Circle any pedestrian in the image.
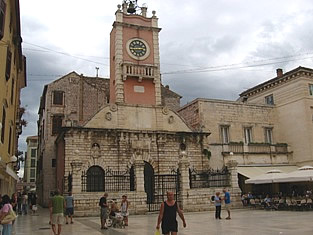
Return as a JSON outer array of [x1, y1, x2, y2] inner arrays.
[[223, 188, 231, 219], [21, 192, 28, 215], [0, 194, 15, 235], [214, 192, 222, 219], [10, 193, 17, 213], [65, 191, 74, 224], [49, 190, 65, 235], [99, 193, 108, 229], [120, 195, 129, 226], [30, 193, 38, 215], [156, 191, 186, 235], [17, 192, 22, 214]]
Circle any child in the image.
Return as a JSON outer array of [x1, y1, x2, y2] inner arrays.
[[120, 195, 129, 226]]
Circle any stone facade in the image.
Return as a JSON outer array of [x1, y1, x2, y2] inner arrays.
[[240, 67, 313, 166]]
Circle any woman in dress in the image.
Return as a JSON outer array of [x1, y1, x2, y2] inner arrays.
[[120, 195, 129, 226], [156, 191, 186, 235]]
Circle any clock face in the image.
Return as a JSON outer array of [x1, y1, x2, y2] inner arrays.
[[129, 40, 147, 57]]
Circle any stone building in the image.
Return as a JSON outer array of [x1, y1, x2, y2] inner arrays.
[[0, 0, 26, 195], [46, 2, 242, 215], [23, 136, 38, 189]]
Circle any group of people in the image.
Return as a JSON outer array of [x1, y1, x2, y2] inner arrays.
[[212, 189, 231, 220], [0, 191, 38, 235], [99, 193, 129, 229]]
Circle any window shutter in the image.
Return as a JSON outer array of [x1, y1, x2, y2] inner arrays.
[[5, 47, 12, 81], [0, 0, 6, 40]]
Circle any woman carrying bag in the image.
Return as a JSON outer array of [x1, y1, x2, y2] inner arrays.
[[0, 194, 17, 235]]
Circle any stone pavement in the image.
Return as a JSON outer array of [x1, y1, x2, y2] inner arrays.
[[8, 207, 313, 235]]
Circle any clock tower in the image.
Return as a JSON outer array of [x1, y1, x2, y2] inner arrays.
[[110, 1, 162, 106]]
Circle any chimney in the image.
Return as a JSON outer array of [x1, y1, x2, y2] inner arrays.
[[276, 68, 283, 78], [165, 85, 169, 89]]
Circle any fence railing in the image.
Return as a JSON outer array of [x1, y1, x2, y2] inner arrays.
[[189, 167, 230, 189], [81, 167, 135, 192]]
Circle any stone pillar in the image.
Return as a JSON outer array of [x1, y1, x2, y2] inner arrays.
[[133, 158, 148, 214], [178, 152, 190, 210], [70, 161, 83, 194], [226, 160, 242, 207]]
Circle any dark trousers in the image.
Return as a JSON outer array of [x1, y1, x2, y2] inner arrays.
[[215, 206, 221, 219]]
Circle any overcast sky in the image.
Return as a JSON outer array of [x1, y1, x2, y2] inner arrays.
[[18, 0, 313, 161]]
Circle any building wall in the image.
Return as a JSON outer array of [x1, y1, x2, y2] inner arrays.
[[0, 0, 26, 195], [37, 73, 109, 206], [244, 71, 313, 165]]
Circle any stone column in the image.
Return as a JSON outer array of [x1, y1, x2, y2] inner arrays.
[[133, 158, 148, 214], [178, 152, 190, 210], [70, 161, 83, 194], [226, 160, 242, 207]]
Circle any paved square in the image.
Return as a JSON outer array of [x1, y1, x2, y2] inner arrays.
[[11, 208, 313, 235]]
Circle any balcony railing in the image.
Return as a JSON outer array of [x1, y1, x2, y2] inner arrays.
[[223, 142, 288, 154], [122, 63, 156, 81]]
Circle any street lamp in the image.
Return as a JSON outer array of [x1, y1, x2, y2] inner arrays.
[[6, 155, 17, 166]]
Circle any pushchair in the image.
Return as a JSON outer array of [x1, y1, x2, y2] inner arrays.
[[108, 212, 124, 228]]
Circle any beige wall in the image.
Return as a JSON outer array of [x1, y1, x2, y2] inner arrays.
[[246, 74, 313, 165]]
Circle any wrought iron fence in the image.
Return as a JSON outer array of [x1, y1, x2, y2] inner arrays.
[[189, 167, 230, 189], [81, 167, 135, 192]]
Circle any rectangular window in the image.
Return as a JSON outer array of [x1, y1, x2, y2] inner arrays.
[[30, 169, 36, 178], [10, 79, 14, 104], [309, 84, 313, 96], [5, 48, 12, 81], [265, 128, 273, 144], [31, 148, 36, 158], [52, 115, 63, 135], [7, 126, 11, 154], [1, 106, 6, 143], [0, 0, 6, 40], [220, 125, 230, 144], [244, 127, 253, 144], [265, 94, 274, 105], [52, 159, 56, 167], [53, 91, 64, 105], [31, 159, 36, 167]]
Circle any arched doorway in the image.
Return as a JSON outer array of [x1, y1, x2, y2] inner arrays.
[[144, 162, 154, 204], [86, 166, 104, 192]]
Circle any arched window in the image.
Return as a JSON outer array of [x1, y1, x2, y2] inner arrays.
[[86, 166, 104, 192]]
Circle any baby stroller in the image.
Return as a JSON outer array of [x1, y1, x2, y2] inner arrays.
[[108, 212, 124, 228]]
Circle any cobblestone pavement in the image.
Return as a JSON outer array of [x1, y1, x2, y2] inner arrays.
[[7, 207, 313, 235]]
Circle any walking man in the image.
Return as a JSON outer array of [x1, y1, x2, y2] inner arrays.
[[99, 193, 108, 229], [156, 191, 186, 235], [223, 188, 231, 219], [65, 191, 74, 224], [49, 190, 65, 235]]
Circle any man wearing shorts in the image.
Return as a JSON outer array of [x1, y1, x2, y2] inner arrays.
[[99, 193, 108, 229], [65, 191, 74, 224], [223, 188, 231, 219], [49, 190, 65, 235]]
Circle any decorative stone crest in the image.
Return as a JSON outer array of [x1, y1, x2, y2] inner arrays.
[[110, 104, 118, 112], [162, 106, 169, 115]]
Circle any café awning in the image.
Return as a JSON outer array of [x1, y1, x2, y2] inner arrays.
[[245, 169, 289, 184], [274, 166, 313, 183], [238, 165, 298, 179]]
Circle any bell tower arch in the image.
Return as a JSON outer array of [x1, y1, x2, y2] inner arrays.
[[109, 1, 162, 106]]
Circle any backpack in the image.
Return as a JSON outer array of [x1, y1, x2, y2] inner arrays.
[[211, 195, 215, 202]]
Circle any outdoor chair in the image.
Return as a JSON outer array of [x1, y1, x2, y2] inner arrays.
[[286, 198, 295, 210], [254, 198, 262, 209], [306, 198, 313, 210], [278, 198, 286, 210], [249, 199, 256, 208], [300, 199, 307, 211]]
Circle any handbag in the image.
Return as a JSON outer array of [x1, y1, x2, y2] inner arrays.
[[1, 207, 17, 224]]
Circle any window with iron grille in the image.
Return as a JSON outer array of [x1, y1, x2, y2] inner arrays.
[[52, 115, 63, 135], [53, 91, 64, 105], [5, 48, 12, 81], [0, 0, 6, 40]]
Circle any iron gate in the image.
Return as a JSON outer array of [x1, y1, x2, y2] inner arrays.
[[145, 170, 181, 212]]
